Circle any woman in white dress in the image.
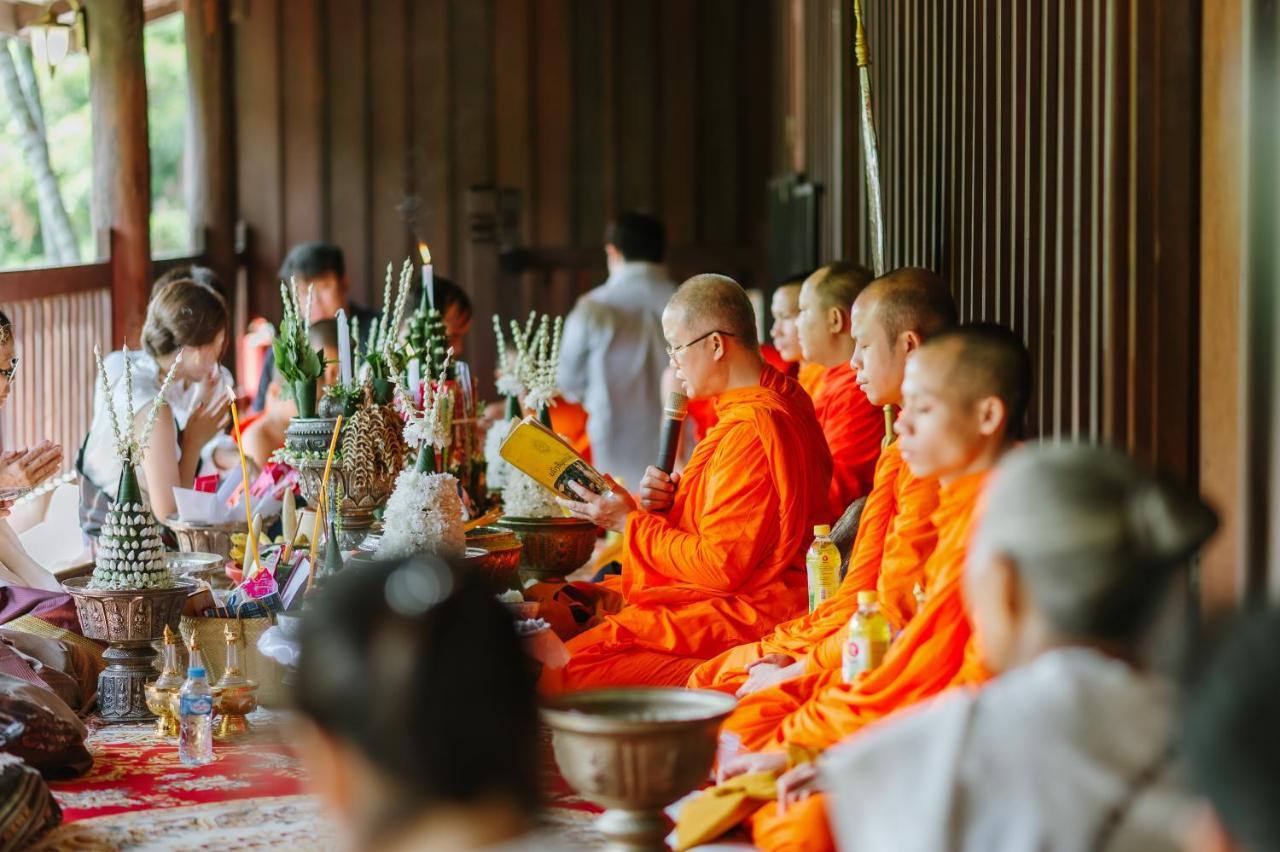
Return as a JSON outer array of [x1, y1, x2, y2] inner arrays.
[[78, 273, 238, 537], [812, 444, 1218, 851]]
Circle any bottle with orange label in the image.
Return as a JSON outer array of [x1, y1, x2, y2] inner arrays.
[[842, 590, 891, 683], [805, 524, 840, 612]]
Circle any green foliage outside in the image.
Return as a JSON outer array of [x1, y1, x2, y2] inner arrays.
[[0, 12, 191, 271]]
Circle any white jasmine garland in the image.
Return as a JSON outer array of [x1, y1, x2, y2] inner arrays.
[[502, 469, 562, 518], [377, 469, 466, 560], [483, 417, 518, 491]]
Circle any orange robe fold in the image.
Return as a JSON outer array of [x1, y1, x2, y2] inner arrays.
[[797, 362, 827, 399], [749, 795, 836, 852], [725, 471, 989, 754], [542, 366, 832, 693], [811, 362, 883, 518], [686, 444, 939, 694]]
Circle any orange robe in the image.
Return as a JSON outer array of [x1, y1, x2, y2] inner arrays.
[[811, 362, 884, 518], [542, 366, 833, 692], [686, 443, 939, 694], [797, 362, 827, 398], [723, 471, 989, 755]]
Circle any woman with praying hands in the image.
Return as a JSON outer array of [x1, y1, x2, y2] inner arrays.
[[78, 272, 239, 537]]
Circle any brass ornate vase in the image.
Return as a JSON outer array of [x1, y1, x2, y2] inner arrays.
[[64, 577, 193, 723], [497, 516, 598, 582], [542, 688, 737, 851]]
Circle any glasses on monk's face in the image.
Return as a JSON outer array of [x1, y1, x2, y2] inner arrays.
[[0, 357, 20, 383], [665, 330, 735, 359]]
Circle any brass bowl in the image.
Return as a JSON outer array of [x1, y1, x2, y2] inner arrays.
[[465, 526, 524, 587], [164, 516, 248, 564], [165, 551, 225, 584], [496, 517, 598, 583], [542, 688, 737, 851], [63, 576, 194, 645], [144, 683, 179, 737]]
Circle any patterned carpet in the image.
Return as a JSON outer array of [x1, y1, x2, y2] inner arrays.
[[30, 711, 607, 850]]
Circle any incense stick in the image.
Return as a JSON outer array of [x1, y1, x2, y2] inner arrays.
[[227, 394, 265, 580]]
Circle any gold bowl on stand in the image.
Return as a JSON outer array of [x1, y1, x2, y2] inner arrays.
[[496, 517, 598, 583], [542, 688, 737, 851]]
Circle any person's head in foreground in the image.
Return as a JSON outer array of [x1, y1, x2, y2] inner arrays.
[[1183, 611, 1280, 852], [894, 322, 1029, 481], [663, 274, 762, 399], [281, 242, 350, 321], [967, 443, 1217, 675], [293, 556, 540, 851], [850, 267, 957, 409], [769, 273, 810, 364], [604, 210, 665, 272], [142, 276, 230, 384], [795, 262, 874, 368]]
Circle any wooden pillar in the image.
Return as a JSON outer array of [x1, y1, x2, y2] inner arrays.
[[89, 0, 151, 347], [464, 187, 500, 400], [184, 0, 236, 293]]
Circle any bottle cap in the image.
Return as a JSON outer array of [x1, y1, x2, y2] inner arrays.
[[857, 590, 877, 605], [813, 524, 831, 536], [187, 667, 206, 679]]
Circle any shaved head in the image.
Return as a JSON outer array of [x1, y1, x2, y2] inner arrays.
[[861, 267, 957, 342], [671, 274, 759, 349], [922, 323, 1033, 440], [809, 261, 874, 311]]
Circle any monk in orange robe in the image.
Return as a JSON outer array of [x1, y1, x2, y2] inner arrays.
[[686, 268, 957, 697], [541, 274, 833, 692], [723, 323, 1033, 852], [795, 262, 881, 514]]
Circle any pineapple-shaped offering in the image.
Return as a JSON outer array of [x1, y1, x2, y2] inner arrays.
[[406, 279, 456, 382], [89, 346, 183, 591]]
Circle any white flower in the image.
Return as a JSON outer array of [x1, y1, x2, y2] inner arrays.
[[495, 373, 525, 400], [502, 470, 561, 519], [483, 417, 517, 491], [377, 470, 467, 560]]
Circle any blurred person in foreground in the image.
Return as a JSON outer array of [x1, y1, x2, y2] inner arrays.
[[1183, 610, 1280, 852], [293, 555, 566, 851]]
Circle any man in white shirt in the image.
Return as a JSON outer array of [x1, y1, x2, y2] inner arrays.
[[557, 212, 677, 490]]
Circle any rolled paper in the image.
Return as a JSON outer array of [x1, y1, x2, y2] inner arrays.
[[227, 394, 264, 579], [336, 308, 352, 384], [307, 414, 344, 593]]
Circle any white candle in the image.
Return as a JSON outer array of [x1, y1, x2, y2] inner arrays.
[[408, 359, 422, 406], [422, 264, 434, 310], [336, 308, 352, 384]]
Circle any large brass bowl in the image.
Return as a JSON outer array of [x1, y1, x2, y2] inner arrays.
[[496, 516, 598, 582], [465, 526, 523, 588], [164, 516, 248, 564], [542, 687, 737, 851]]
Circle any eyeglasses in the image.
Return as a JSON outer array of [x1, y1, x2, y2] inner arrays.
[[665, 330, 735, 358], [0, 357, 20, 382]]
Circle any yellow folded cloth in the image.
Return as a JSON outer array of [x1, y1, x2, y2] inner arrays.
[[674, 771, 778, 851]]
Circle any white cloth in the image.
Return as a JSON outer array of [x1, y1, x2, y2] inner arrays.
[[556, 261, 676, 490], [822, 648, 1194, 852], [0, 519, 58, 591], [82, 349, 236, 503]]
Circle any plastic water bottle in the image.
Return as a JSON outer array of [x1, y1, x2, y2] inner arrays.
[[178, 666, 215, 766], [842, 591, 891, 683], [805, 524, 840, 612]]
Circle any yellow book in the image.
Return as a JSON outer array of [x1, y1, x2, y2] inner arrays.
[[498, 416, 610, 500]]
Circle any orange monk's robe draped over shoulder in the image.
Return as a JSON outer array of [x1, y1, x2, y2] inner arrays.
[[811, 362, 886, 520], [722, 470, 989, 754], [797, 362, 827, 399], [686, 444, 940, 694], [542, 366, 833, 693]]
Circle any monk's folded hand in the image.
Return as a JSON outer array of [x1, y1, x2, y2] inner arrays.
[[556, 480, 637, 533], [737, 658, 807, 697], [0, 498, 15, 519], [717, 750, 787, 784], [637, 466, 680, 512], [776, 762, 821, 814]]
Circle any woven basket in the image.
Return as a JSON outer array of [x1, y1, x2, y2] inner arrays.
[[178, 614, 288, 707]]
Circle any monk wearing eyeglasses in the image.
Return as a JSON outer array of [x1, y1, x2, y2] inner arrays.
[[541, 274, 832, 693]]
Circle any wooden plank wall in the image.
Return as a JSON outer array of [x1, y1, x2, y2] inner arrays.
[[0, 289, 112, 466], [229, 0, 775, 391], [790, 0, 1200, 479]]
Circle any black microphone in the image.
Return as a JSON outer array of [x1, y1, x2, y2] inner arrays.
[[656, 391, 689, 474]]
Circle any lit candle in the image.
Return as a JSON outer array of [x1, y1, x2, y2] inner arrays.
[[418, 242, 434, 310], [408, 359, 422, 407], [336, 308, 352, 384]]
